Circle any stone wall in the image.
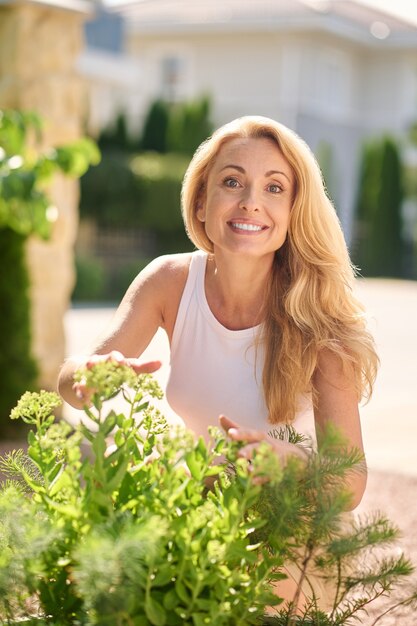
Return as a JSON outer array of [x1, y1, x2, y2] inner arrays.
[[0, 0, 90, 390]]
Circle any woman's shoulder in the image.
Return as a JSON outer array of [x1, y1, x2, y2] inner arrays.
[[142, 252, 194, 285], [129, 252, 194, 309], [142, 252, 196, 336]]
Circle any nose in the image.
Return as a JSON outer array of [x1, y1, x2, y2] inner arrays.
[[239, 186, 259, 212]]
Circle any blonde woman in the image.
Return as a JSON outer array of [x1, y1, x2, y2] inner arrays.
[[58, 116, 378, 609]]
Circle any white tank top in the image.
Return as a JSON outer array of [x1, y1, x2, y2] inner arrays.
[[165, 251, 315, 441]]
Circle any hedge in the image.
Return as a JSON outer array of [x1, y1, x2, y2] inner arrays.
[[353, 136, 404, 277], [0, 228, 37, 435], [79, 150, 193, 255]]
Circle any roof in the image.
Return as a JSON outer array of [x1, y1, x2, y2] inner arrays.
[[103, 0, 417, 48]]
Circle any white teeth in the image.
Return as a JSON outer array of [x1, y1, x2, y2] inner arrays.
[[230, 222, 263, 232]]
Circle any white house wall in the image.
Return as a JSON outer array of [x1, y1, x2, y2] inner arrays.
[[359, 52, 417, 133], [129, 32, 285, 125], [77, 47, 143, 136]]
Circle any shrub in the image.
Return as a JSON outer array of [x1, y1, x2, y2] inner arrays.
[[141, 99, 171, 153], [0, 229, 37, 437], [98, 111, 131, 152], [72, 255, 106, 302], [167, 95, 213, 156], [353, 136, 404, 277], [72, 256, 153, 303], [140, 95, 213, 157], [79, 150, 192, 257], [0, 364, 416, 625], [130, 151, 192, 254], [79, 150, 140, 227], [0, 109, 100, 431]]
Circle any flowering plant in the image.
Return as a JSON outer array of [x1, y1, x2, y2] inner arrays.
[[0, 363, 415, 625]]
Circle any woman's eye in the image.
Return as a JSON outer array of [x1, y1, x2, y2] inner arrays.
[[268, 183, 282, 194], [224, 177, 240, 188]]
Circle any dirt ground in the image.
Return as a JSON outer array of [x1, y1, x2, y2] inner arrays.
[[355, 469, 417, 625]]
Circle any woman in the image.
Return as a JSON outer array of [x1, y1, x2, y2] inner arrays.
[[58, 115, 378, 609]]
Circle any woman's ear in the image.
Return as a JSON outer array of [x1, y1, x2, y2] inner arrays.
[[196, 200, 205, 222]]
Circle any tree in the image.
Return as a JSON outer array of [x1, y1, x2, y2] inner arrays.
[[353, 136, 404, 277], [167, 95, 213, 155], [140, 99, 170, 153]]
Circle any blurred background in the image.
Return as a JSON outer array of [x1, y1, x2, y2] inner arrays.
[[0, 0, 416, 472]]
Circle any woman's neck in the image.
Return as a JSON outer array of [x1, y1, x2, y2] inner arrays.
[[204, 251, 273, 330]]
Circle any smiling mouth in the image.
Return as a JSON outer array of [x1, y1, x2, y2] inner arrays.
[[228, 221, 267, 232]]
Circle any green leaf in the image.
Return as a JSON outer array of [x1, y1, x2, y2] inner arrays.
[[43, 496, 81, 518], [106, 458, 130, 492], [102, 412, 117, 436], [185, 451, 203, 481], [48, 467, 73, 497], [90, 489, 112, 510], [80, 427, 94, 443], [192, 614, 210, 626], [92, 433, 107, 459], [153, 564, 175, 587], [145, 595, 167, 626], [54, 138, 101, 177], [163, 588, 179, 610], [28, 429, 36, 445], [133, 616, 151, 626], [144, 434, 156, 456], [175, 579, 190, 604]]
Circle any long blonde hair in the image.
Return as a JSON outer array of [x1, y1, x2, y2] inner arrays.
[[181, 116, 378, 423]]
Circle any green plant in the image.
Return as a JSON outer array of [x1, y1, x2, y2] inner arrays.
[[72, 255, 106, 302], [141, 99, 171, 153], [167, 95, 213, 156], [98, 111, 131, 152], [79, 150, 140, 227], [72, 256, 154, 303], [0, 228, 37, 437], [353, 136, 404, 277], [0, 364, 415, 625], [130, 151, 192, 254], [79, 150, 192, 259], [0, 109, 100, 431]]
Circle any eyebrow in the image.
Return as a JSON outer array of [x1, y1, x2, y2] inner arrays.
[[220, 164, 292, 182]]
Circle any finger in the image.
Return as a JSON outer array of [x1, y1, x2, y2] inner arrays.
[[85, 354, 105, 368], [219, 415, 240, 433], [127, 359, 162, 374], [107, 350, 125, 363], [86, 351, 126, 368], [227, 427, 266, 443], [72, 380, 93, 402]]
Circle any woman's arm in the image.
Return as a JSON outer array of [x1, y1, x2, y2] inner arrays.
[[313, 348, 367, 510], [58, 254, 190, 409], [220, 349, 366, 510]]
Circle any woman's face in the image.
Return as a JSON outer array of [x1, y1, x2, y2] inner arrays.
[[197, 136, 294, 261]]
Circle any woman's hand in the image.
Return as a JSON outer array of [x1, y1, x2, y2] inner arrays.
[[219, 415, 309, 468], [72, 350, 161, 405]]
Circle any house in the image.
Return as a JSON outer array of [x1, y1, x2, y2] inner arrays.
[[77, 4, 142, 136], [82, 0, 417, 242]]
